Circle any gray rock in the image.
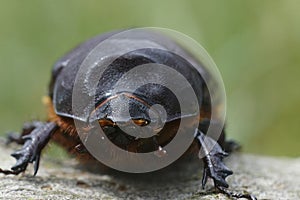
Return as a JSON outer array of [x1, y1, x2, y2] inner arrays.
[[0, 144, 299, 200]]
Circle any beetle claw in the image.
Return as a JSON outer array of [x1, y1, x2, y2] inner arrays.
[[10, 139, 39, 174], [11, 151, 23, 159], [33, 153, 41, 176]]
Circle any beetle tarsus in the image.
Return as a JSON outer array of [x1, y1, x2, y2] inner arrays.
[[216, 186, 257, 200], [0, 168, 21, 175], [1, 122, 58, 176]]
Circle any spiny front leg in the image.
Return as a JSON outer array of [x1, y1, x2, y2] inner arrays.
[[0, 122, 58, 176], [196, 130, 232, 188], [195, 130, 256, 200]]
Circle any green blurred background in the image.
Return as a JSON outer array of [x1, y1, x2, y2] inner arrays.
[[0, 1, 299, 157]]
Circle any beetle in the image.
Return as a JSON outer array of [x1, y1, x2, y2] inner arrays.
[[0, 29, 255, 200]]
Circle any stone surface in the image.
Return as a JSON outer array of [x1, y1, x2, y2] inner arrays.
[[0, 142, 299, 200]]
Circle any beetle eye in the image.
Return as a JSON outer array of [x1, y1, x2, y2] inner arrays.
[[98, 119, 116, 127], [133, 119, 149, 126]]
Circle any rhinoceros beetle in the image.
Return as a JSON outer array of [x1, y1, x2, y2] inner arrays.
[[0, 29, 256, 200]]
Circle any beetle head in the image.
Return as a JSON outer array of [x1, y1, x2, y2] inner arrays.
[[88, 92, 166, 139]]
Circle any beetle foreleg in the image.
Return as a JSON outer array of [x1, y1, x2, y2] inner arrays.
[[195, 130, 256, 200], [195, 130, 232, 188], [0, 122, 58, 176]]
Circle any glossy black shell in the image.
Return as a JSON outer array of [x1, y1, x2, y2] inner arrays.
[[49, 30, 212, 123]]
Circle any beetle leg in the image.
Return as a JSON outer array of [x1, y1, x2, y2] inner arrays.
[[195, 130, 256, 200], [6, 121, 44, 145], [195, 130, 232, 188], [0, 122, 58, 176]]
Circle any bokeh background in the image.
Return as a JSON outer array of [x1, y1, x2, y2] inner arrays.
[[0, 1, 299, 157]]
